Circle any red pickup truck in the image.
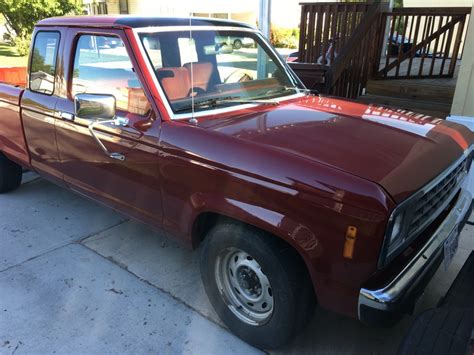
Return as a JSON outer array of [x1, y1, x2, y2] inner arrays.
[[0, 16, 473, 349]]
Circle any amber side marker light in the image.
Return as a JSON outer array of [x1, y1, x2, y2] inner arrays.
[[343, 226, 357, 259]]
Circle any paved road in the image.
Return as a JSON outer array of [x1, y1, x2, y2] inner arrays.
[[1, 173, 473, 354]]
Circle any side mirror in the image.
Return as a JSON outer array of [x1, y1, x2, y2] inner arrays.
[[75, 94, 128, 162], [219, 44, 234, 54], [74, 93, 116, 120], [204, 44, 234, 55]]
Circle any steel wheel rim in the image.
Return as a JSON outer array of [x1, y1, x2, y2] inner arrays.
[[215, 248, 274, 326]]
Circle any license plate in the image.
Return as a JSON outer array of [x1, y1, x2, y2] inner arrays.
[[443, 226, 460, 271]]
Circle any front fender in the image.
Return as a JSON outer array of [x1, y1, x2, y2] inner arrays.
[[184, 192, 329, 302], [190, 193, 322, 258]]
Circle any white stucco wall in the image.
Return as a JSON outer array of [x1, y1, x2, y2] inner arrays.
[[404, 0, 473, 6], [451, 4, 474, 119]]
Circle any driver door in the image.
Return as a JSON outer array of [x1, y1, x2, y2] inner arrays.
[[54, 29, 163, 225]]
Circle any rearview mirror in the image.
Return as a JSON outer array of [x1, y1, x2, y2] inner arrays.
[[74, 94, 116, 120]]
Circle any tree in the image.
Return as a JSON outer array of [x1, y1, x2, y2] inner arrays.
[[0, 0, 82, 54], [394, 0, 404, 8]]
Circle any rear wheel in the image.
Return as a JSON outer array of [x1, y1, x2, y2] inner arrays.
[[200, 222, 315, 349], [0, 153, 22, 193]]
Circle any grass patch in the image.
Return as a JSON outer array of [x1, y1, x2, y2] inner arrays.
[[0, 43, 28, 67]]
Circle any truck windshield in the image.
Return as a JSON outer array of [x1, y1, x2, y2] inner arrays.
[[138, 28, 303, 116]]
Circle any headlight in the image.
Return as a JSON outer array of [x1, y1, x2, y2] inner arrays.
[[380, 211, 407, 266], [389, 213, 404, 245]]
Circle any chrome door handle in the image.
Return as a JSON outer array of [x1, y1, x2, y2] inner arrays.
[[88, 117, 129, 162], [60, 112, 74, 121]]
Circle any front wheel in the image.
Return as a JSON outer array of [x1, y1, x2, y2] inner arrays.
[[200, 222, 315, 349], [0, 153, 22, 193]]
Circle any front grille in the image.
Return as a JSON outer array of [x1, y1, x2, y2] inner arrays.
[[408, 157, 468, 237]]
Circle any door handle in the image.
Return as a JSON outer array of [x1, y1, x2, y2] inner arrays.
[[59, 112, 75, 121], [88, 117, 130, 162]]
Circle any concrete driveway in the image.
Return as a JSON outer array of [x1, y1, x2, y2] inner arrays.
[[1, 173, 473, 354]]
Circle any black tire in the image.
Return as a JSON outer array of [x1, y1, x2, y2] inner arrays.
[[200, 222, 315, 349], [233, 39, 243, 50], [0, 152, 22, 193], [398, 308, 474, 355]]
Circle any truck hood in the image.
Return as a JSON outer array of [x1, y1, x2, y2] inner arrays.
[[197, 95, 473, 203]]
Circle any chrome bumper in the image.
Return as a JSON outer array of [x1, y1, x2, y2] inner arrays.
[[358, 188, 473, 324]]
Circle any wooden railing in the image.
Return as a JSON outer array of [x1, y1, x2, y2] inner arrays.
[[325, 2, 386, 98], [297, 2, 372, 65], [375, 7, 471, 79], [292, 1, 386, 98], [292, 3, 471, 99]]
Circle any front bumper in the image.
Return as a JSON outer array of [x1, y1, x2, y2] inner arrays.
[[358, 188, 473, 326]]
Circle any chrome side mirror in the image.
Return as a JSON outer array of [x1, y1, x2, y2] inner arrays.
[[74, 93, 116, 120], [74, 93, 129, 161]]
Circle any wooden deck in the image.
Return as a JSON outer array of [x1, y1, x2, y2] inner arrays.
[[357, 56, 461, 118], [379, 56, 461, 85], [295, 3, 470, 104]]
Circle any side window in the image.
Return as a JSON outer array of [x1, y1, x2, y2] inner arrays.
[[30, 31, 60, 95], [71, 34, 151, 116]]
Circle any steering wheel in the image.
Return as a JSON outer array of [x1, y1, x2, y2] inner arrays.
[[224, 69, 254, 84], [188, 87, 207, 97]]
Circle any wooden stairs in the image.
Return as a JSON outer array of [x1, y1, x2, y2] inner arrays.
[[358, 79, 455, 118]]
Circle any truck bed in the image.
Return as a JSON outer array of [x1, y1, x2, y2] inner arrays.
[[0, 67, 27, 88], [0, 82, 30, 167]]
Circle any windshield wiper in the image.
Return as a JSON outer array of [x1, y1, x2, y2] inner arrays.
[[258, 86, 315, 99], [174, 96, 279, 113], [282, 86, 315, 95]]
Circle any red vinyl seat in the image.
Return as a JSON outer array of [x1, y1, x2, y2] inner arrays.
[[183, 62, 213, 91], [156, 67, 191, 100]]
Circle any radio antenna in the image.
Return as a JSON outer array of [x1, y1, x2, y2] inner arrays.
[[188, 14, 198, 125]]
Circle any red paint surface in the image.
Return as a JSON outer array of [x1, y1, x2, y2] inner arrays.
[[0, 19, 473, 318]]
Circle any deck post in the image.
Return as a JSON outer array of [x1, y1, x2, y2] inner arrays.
[[258, 0, 271, 39], [257, 0, 272, 79], [380, 0, 394, 65]]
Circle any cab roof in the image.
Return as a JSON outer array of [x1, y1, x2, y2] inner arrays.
[[37, 16, 255, 30]]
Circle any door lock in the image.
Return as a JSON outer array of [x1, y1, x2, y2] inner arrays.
[[60, 112, 75, 121]]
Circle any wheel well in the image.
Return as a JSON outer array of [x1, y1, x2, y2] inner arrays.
[[191, 212, 315, 299], [191, 212, 225, 249]]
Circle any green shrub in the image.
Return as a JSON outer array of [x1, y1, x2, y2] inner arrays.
[[0, 0, 82, 56], [14, 34, 31, 56], [270, 27, 299, 49]]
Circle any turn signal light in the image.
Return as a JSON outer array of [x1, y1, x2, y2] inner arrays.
[[343, 226, 357, 259]]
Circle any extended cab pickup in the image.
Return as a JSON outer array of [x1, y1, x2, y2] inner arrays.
[[0, 16, 473, 349]]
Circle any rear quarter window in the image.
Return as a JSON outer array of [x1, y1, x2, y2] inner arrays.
[[29, 31, 60, 95]]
